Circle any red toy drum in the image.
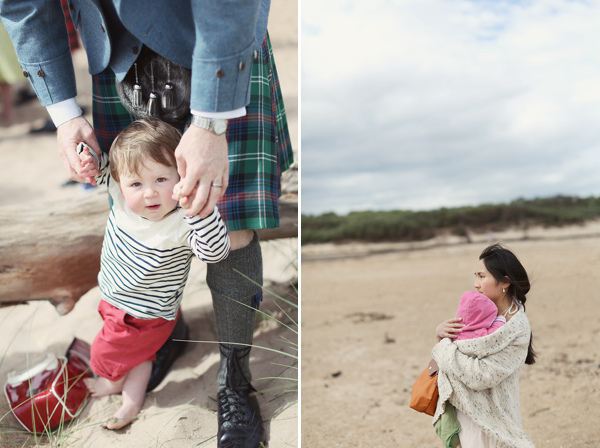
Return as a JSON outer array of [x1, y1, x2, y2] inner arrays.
[[3, 339, 93, 433]]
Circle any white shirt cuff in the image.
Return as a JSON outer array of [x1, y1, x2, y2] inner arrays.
[[46, 98, 83, 127], [190, 107, 246, 119]]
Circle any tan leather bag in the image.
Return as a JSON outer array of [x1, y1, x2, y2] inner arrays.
[[409, 359, 439, 416]]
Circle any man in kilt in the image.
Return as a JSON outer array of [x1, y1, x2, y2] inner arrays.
[[0, 1, 293, 446]]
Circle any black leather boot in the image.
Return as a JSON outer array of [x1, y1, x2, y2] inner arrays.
[[146, 313, 189, 392], [217, 345, 265, 447]]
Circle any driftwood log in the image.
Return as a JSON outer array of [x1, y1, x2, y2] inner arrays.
[[0, 191, 297, 315]]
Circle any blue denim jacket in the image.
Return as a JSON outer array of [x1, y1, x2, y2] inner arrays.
[[0, 0, 270, 112]]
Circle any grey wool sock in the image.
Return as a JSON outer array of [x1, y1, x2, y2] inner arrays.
[[207, 231, 263, 388]]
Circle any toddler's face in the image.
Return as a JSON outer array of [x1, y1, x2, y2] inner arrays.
[[118, 158, 180, 220]]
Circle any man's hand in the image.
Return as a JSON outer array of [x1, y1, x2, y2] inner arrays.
[[436, 317, 464, 342], [56, 116, 102, 185], [172, 125, 229, 218]]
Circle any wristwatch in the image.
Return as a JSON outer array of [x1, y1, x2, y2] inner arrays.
[[191, 115, 228, 135]]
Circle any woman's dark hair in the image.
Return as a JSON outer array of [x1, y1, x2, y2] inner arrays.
[[479, 243, 536, 365]]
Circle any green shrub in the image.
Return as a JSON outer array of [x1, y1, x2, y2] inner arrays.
[[301, 195, 600, 244]]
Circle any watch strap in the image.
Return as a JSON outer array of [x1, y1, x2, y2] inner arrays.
[[190, 115, 228, 135]]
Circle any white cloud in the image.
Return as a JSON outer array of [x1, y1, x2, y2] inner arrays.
[[301, 0, 600, 214]]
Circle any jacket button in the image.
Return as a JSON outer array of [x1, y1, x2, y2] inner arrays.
[[37, 70, 45, 77], [216, 69, 225, 78], [69, 2, 74, 10], [132, 46, 139, 54], [23, 71, 29, 78], [239, 62, 245, 71]]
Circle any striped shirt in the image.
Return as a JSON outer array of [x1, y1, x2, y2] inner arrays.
[[84, 147, 230, 320]]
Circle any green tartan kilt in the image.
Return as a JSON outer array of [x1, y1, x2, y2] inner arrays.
[[92, 34, 293, 231]]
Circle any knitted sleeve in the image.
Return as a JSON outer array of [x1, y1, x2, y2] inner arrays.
[[432, 328, 529, 391]]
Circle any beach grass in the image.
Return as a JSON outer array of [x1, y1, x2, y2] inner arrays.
[[0, 302, 100, 447], [0, 237, 298, 447], [190, 264, 299, 446]]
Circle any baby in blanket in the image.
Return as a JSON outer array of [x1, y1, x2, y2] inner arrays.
[[435, 290, 506, 447]]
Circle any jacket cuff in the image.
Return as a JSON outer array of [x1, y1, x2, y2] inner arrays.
[[20, 48, 77, 107], [189, 42, 254, 112]]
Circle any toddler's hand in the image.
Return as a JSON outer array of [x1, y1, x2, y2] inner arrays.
[[172, 182, 184, 201], [77, 143, 99, 186], [172, 182, 191, 209], [79, 153, 95, 170], [436, 317, 464, 342]]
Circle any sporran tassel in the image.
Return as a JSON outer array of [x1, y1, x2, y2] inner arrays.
[[147, 62, 159, 117], [162, 61, 175, 110], [162, 83, 174, 110], [132, 63, 143, 108], [147, 92, 159, 117], [133, 85, 143, 109]]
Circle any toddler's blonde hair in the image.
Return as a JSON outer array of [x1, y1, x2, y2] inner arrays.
[[109, 118, 181, 183]]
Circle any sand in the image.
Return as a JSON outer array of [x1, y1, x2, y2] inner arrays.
[[301, 234, 600, 447], [0, 1, 298, 446]]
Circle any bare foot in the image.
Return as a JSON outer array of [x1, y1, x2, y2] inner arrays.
[[84, 377, 124, 397], [103, 401, 142, 430], [100, 361, 151, 431]]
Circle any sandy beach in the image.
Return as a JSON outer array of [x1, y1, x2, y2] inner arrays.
[[0, 1, 298, 446], [302, 233, 600, 447]]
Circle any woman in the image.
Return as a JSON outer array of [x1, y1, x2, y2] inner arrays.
[[433, 243, 536, 448]]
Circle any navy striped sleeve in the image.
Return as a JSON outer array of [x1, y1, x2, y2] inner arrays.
[[184, 207, 230, 263]]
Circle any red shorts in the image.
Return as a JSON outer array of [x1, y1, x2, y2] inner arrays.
[[90, 300, 178, 381]]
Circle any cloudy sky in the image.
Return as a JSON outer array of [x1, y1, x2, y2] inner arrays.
[[301, 0, 600, 215]]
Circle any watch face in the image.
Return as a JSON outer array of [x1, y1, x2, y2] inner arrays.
[[213, 119, 227, 135]]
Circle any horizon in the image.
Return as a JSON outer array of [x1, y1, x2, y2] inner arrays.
[[301, 192, 596, 217]]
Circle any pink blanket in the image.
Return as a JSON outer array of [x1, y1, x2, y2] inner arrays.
[[454, 290, 503, 341]]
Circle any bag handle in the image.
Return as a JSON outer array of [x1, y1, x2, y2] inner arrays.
[[6, 353, 60, 387], [428, 359, 439, 377]]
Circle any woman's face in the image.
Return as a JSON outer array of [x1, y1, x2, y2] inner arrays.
[[474, 259, 508, 305]]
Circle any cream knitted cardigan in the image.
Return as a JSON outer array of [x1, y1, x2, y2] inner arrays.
[[431, 308, 535, 448]]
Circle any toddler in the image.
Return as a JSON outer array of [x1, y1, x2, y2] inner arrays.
[[79, 119, 230, 430]]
